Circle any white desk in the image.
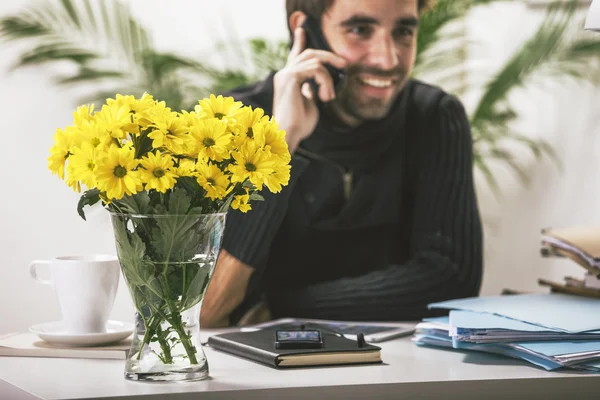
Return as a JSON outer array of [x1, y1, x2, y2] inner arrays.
[[1, 333, 599, 400]]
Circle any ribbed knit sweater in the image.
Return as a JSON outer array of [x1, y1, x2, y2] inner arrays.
[[221, 74, 483, 323]]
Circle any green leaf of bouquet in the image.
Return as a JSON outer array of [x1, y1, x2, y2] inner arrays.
[[114, 192, 153, 215], [112, 216, 162, 303], [217, 196, 234, 213], [149, 188, 203, 262], [180, 261, 211, 311], [249, 192, 264, 202], [166, 187, 192, 215], [77, 188, 101, 220], [131, 192, 152, 214]]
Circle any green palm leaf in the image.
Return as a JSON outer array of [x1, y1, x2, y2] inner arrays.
[[472, 1, 577, 127], [467, 0, 598, 190], [0, 0, 211, 110]]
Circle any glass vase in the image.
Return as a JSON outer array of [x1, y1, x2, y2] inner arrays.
[[109, 212, 226, 382]]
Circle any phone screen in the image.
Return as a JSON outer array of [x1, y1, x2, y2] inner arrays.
[[275, 330, 323, 349]]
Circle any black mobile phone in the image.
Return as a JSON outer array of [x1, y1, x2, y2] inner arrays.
[[299, 15, 346, 97], [275, 330, 323, 350]]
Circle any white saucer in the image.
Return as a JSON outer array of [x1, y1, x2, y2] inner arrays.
[[29, 320, 134, 347]]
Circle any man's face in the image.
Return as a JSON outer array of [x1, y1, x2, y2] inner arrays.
[[321, 0, 419, 123]]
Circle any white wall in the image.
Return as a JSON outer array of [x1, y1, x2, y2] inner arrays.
[[0, 0, 598, 332]]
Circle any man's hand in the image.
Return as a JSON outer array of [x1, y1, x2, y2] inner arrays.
[[200, 250, 254, 328], [272, 19, 348, 152]]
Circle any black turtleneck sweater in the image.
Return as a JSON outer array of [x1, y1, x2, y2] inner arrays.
[[221, 74, 483, 324]]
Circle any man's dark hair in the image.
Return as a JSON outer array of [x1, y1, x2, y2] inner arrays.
[[286, 0, 435, 38]]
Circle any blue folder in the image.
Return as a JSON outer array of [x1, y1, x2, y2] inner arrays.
[[449, 310, 600, 343], [429, 293, 600, 333], [414, 318, 600, 372]]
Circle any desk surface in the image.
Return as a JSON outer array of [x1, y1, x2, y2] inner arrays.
[[1, 331, 599, 400]]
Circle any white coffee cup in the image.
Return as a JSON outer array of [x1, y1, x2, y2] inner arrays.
[[30, 255, 120, 334]]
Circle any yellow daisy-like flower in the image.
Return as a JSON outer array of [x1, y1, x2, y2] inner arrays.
[[48, 127, 74, 179], [232, 106, 267, 148], [139, 151, 177, 193], [73, 104, 95, 126], [133, 93, 162, 128], [148, 112, 190, 155], [111, 93, 161, 129], [229, 142, 275, 189], [106, 94, 135, 109], [195, 95, 242, 128], [256, 119, 290, 163], [95, 145, 142, 201], [67, 142, 100, 189], [231, 191, 252, 213], [65, 177, 81, 193], [96, 104, 139, 139], [196, 162, 230, 200], [265, 164, 291, 193], [189, 118, 232, 162], [106, 94, 136, 116], [173, 158, 196, 178], [72, 120, 112, 150], [179, 110, 200, 127]]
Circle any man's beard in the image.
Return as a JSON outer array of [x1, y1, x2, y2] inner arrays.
[[333, 65, 410, 122]]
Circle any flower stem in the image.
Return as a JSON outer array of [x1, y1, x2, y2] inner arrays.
[[137, 313, 160, 361], [133, 293, 178, 363], [156, 324, 174, 364], [159, 274, 199, 365]]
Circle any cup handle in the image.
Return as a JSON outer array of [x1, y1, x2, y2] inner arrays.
[[29, 260, 52, 285]]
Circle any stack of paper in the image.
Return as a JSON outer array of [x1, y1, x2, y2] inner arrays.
[[413, 293, 600, 372]]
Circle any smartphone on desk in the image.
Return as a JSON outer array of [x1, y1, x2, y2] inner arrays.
[[297, 15, 347, 97], [243, 318, 416, 343]]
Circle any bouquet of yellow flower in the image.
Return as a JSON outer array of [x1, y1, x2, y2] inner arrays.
[[48, 93, 291, 382], [49, 93, 291, 215]]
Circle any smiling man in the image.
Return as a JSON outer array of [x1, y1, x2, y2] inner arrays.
[[201, 0, 483, 327]]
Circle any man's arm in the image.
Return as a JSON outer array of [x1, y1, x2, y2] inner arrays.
[[266, 95, 483, 321], [200, 155, 310, 328], [200, 250, 254, 328]]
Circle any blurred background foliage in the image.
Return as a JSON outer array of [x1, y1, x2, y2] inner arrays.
[[1, 0, 599, 192]]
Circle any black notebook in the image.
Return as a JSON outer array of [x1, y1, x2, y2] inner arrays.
[[207, 329, 382, 368]]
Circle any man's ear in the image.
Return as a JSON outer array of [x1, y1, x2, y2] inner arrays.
[[289, 11, 308, 32]]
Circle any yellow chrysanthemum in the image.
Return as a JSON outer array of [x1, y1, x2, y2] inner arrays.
[[195, 95, 242, 128], [196, 162, 230, 200], [95, 145, 142, 200], [67, 142, 100, 189], [73, 104, 95, 126], [71, 120, 112, 151], [139, 151, 177, 193], [48, 127, 74, 179], [96, 104, 139, 139], [106, 94, 136, 110], [65, 177, 81, 193], [229, 142, 274, 189], [179, 110, 200, 127], [107, 93, 159, 129], [189, 118, 232, 162], [134, 94, 162, 128], [173, 158, 196, 178], [265, 164, 291, 193], [233, 106, 267, 148], [148, 112, 190, 155], [255, 119, 290, 163], [231, 191, 252, 213]]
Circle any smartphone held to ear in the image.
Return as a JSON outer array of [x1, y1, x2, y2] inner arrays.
[[297, 15, 346, 99]]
